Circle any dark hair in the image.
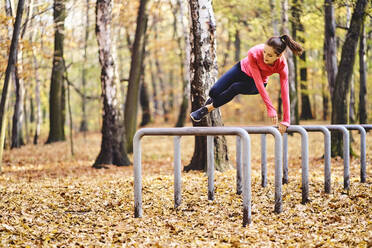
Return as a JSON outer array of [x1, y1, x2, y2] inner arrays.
[[266, 35, 303, 56]]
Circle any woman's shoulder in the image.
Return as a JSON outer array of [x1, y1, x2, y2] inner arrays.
[[248, 44, 264, 54]]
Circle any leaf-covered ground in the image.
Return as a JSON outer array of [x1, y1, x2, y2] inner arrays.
[[0, 128, 371, 247]]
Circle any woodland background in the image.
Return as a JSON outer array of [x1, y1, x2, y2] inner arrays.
[[0, 0, 371, 156], [0, 0, 371, 246]]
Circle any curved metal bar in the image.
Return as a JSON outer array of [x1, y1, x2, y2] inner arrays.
[[240, 126, 283, 213], [207, 136, 214, 200], [261, 134, 267, 187], [301, 126, 331, 193], [343, 125, 366, 183], [282, 133, 288, 184], [361, 124, 372, 132], [133, 127, 252, 227], [325, 125, 350, 189], [286, 126, 309, 204], [174, 136, 182, 208]]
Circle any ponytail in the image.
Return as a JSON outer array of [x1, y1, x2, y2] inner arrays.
[[280, 35, 303, 56], [266, 34, 304, 56]]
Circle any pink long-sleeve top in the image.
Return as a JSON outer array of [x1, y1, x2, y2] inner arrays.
[[240, 44, 290, 127]]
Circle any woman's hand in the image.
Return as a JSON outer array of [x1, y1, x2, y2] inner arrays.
[[270, 115, 287, 134], [270, 115, 278, 126], [278, 123, 287, 134]]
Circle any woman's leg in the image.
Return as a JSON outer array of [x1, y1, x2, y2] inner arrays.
[[208, 62, 245, 104], [190, 62, 257, 122], [212, 78, 262, 107]]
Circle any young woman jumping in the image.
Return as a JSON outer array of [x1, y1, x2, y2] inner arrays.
[[190, 34, 303, 134]]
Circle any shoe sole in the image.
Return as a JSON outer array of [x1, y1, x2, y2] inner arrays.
[[190, 113, 201, 122]]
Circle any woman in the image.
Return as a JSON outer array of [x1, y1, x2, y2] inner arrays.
[[190, 34, 303, 134]]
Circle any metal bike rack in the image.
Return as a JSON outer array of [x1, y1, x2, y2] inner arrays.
[[361, 124, 372, 131], [282, 126, 309, 204], [326, 125, 350, 189], [237, 127, 283, 213], [343, 125, 366, 183], [301, 126, 331, 193], [133, 127, 252, 226]]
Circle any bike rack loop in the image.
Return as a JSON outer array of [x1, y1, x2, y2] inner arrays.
[[133, 127, 253, 226], [343, 125, 366, 183], [236, 126, 283, 213], [361, 124, 372, 132], [282, 126, 310, 204], [325, 125, 350, 189], [300, 126, 331, 194]]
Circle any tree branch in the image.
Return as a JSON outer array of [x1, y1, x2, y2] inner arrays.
[[336, 24, 349, 30]]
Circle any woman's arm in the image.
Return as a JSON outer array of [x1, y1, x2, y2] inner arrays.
[[279, 61, 290, 127]]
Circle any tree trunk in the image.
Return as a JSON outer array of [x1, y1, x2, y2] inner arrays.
[[292, 0, 312, 121], [139, 33, 151, 127], [175, 0, 190, 127], [358, 21, 367, 124], [349, 76, 356, 123], [94, 0, 130, 167], [0, 0, 25, 170], [331, 0, 367, 156], [150, 61, 161, 117], [79, 0, 90, 132], [324, 0, 338, 99], [47, 0, 66, 143], [124, 0, 148, 153], [321, 49, 329, 121], [11, 65, 25, 148], [281, 0, 297, 124], [185, 0, 229, 172], [139, 80, 151, 126]]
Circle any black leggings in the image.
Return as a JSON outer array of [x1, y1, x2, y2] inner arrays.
[[209, 62, 266, 108]]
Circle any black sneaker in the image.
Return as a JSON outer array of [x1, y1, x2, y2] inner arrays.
[[205, 98, 213, 106], [190, 107, 209, 122]]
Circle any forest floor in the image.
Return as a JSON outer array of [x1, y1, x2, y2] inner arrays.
[[0, 122, 371, 247]]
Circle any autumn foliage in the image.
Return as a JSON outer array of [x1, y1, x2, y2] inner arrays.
[[0, 128, 371, 246]]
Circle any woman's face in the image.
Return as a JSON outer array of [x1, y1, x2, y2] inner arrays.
[[263, 45, 280, 65]]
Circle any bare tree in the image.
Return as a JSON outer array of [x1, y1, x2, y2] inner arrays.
[[175, 0, 190, 127], [94, 0, 130, 167], [0, 0, 25, 169], [186, 0, 229, 172], [47, 0, 66, 143], [331, 0, 368, 156], [124, 0, 149, 153], [358, 20, 367, 124]]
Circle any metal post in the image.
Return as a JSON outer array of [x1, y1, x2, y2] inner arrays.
[[261, 134, 267, 187], [133, 127, 251, 227], [344, 125, 366, 183], [326, 125, 350, 189], [207, 136, 214, 200], [242, 131, 251, 227], [287, 126, 309, 204], [283, 133, 288, 184], [242, 127, 282, 213], [174, 136, 182, 208], [236, 136, 242, 195], [133, 131, 143, 218], [301, 126, 331, 193]]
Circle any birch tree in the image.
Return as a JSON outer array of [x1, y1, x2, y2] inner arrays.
[[94, 0, 130, 167], [186, 0, 229, 172]]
